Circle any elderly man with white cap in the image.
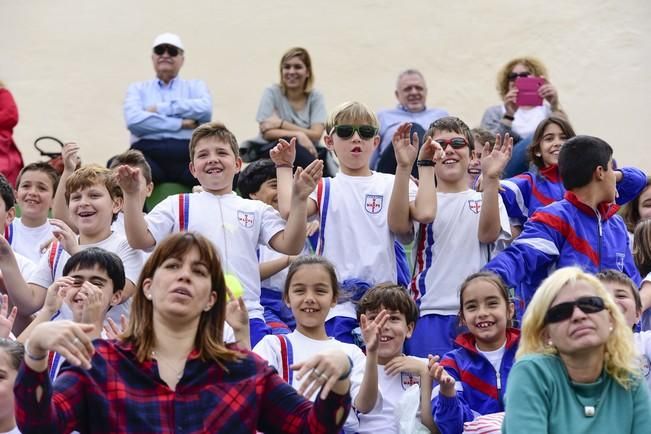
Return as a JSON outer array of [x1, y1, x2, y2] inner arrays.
[[123, 32, 211, 187]]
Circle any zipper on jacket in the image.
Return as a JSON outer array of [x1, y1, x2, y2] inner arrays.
[[595, 211, 603, 271]]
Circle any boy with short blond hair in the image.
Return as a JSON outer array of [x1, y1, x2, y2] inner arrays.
[[272, 101, 440, 345], [118, 121, 319, 346], [9, 162, 59, 262]]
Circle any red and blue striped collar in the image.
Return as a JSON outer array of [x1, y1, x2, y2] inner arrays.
[[564, 191, 619, 220], [539, 164, 560, 183], [454, 328, 520, 354]]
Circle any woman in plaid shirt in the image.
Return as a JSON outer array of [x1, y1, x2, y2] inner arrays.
[[13, 232, 353, 433]]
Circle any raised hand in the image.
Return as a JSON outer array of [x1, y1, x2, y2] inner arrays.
[[384, 354, 429, 377], [28, 320, 96, 369], [428, 354, 456, 397], [538, 78, 559, 108], [481, 133, 513, 180], [103, 315, 127, 340], [292, 159, 323, 200], [50, 219, 80, 255], [225, 288, 249, 336], [392, 123, 419, 169], [62, 142, 82, 174], [115, 164, 143, 196], [359, 309, 389, 353], [0, 294, 17, 338], [270, 138, 297, 167], [80, 282, 105, 328], [503, 88, 518, 116], [291, 349, 351, 400], [418, 136, 445, 164], [43, 276, 75, 316]]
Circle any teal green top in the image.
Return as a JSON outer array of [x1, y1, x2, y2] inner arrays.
[[502, 354, 651, 434]]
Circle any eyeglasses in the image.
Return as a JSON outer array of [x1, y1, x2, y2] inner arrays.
[[507, 71, 531, 81], [153, 44, 181, 57], [544, 296, 606, 324], [331, 125, 378, 140], [435, 137, 469, 150]]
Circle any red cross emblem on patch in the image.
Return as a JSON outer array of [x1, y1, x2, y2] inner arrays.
[[467, 199, 482, 214], [365, 194, 383, 214], [237, 211, 255, 228], [401, 371, 421, 390]]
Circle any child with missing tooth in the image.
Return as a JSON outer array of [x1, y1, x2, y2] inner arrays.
[[272, 101, 439, 345]]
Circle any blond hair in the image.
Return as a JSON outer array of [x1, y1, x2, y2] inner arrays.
[[325, 101, 379, 133], [279, 47, 314, 94], [517, 267, 639, 388], [188, 122, 239, 161], [496, 57, 549, 98]]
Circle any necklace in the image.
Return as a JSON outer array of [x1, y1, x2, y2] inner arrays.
[[151, 351, 186, 381], [569, 374, 609, 418]]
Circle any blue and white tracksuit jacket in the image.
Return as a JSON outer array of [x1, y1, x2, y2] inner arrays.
[[486, 192, 642, 312], [500, 165, 646, 225], [433, 329, 520, 434]]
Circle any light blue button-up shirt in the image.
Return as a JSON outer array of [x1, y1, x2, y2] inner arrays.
[[123, 77, 212, 144]]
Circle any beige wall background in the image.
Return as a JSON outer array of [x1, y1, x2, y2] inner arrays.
[[2, 0, 650, 171]]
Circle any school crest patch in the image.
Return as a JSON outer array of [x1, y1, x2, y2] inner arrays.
[[467, 199, 482, 214], [237, 211, 255, 228], [365, 194, 383, 214], [401, 371, 421, 390], [616, 253, 625, 271]]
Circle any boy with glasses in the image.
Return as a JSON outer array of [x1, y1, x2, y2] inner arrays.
[[407, 117, 513, 358], [271, 101, 439, 346], [123, 32, 212, 188]]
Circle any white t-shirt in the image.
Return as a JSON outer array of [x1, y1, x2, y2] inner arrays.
[[14, 250, 36, 281], [412, 190, 511, 315], [477, 343, 506, 374], [145, 192, 286, 320], [511, 102, 552, 138], [309, 172, 417, 320], [28, 231, 144, 321], [633, 331, 651, 391], [7, 218, 53, 263], [253, 330, 366, 433], [357, 356, 429, 434]]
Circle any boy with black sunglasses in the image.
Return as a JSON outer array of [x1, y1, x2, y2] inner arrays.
[[486, 135, 648, 318], [406, 116, 513, 358], [271, 101, 439, 346]]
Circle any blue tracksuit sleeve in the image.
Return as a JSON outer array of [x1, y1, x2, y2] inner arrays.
[[500, 175, 533, 225], [433, 393, 475, 434], [616, 167, 647, 205], [484, 216, 561, 290]]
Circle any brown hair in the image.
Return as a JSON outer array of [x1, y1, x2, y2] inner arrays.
[[425, 116, 475, 151], [16, 161, 60, 194], [122, 232, 241, 365], [528, 115, 576, 169], [108, 149, 153, 184], [0, 338, 24, 370], [471, 127, 496, 153], [64, 165, 122, 224], [496, 57, 549, 99], [595, 269, 642, 312], [356, 283, 419, 325], [459, 272, 513, 327], [189, 122, 239, 161], [279, 47, 314, 94], [283, 255, 339, 303], [621, 177, 651, 232], [633, 219, 651, 277]]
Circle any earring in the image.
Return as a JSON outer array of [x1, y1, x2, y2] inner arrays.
[[204, 305, 212, 311], [609, 326, 613, 332], [145, 294, 152, 300], [547, 339, 553, 346], [535, 153, 542, 157]]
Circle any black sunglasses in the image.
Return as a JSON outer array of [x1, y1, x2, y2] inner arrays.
[[544, 296, 606, 324], [332, 125, 378, 140], [153, 44, 181, 57], [436, 137, 469, 150], [507, 71, 531, 81]]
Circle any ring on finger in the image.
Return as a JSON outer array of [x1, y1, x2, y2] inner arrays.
[[312, 369, 322, 377], [319, 373, 329, 382], [71, 337, 81, 346]]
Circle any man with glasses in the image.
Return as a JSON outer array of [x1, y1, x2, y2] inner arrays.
[[373, 69, 448, 176], [123, 33, 211, 187]]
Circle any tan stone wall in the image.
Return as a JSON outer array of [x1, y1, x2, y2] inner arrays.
[[2, 0, 650, 171]]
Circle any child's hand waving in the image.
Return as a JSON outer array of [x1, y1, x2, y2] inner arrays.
[[359, 309, 389, 354], [392, 122, 419, 169], [270, 137, 297, 167], [0, 294, 17, 338], [292, 159, 323, 200], [428, 354, 456, 397], [481, 133, 513, 180]]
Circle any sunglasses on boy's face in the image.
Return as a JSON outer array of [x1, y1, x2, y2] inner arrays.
[[153, 44, 181, 57], [507, 71, 531, 81], [544, 296, 606, 324], [331, 125, 378, 140], [435, 137, 469, 150]]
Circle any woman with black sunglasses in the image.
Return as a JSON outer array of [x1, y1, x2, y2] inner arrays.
[[502, 267, 651, 433]]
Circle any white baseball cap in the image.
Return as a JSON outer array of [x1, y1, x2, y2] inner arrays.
[[152, 33, 184, 50]]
